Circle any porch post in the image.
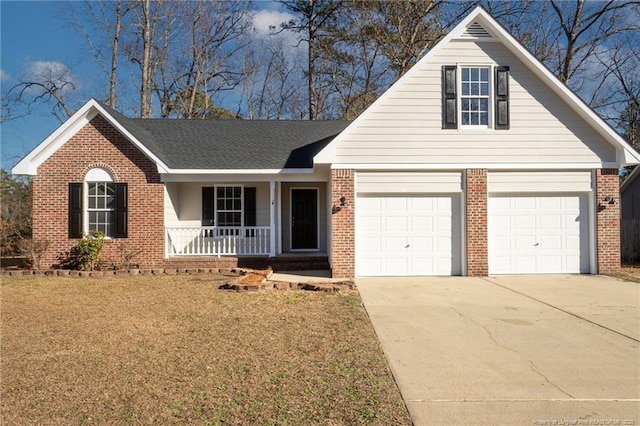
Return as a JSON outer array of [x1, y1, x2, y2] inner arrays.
[[270, 180, 276, 257]]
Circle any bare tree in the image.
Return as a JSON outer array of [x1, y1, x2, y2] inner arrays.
[[163, 1, 252, 119], [2, 61, 78, 123], [278, 0, 345, 120], [549, 0, 640, 87]]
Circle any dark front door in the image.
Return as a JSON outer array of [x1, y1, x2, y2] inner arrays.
[[291, 188, 318, 250]]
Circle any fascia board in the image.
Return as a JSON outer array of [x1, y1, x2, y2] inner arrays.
[[12, 100, 98, 175], [161, 168, 315, 175], [314, 8, 484, 165], [90, 102, 172, 172], [472, 12, 640, 166], [620, 164, 640, 192], [11, 98, 172, 175], [330, 162, 620, 170], [317, 6, 640, 168]]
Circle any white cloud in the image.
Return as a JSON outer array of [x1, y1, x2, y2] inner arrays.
[[22, 60, 77, 95], [0, 69, 8, 81], [252, 9, 295, 36], [250, 8, 306, 51]]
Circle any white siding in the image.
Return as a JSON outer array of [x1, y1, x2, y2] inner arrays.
[[357, 172, 462, 193], [334, 40, 615, 166], [488, 171, 592, 193], [165, 182, 271, 227]]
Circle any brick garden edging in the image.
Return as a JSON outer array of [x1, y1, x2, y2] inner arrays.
[[0, 268, 355, 292]]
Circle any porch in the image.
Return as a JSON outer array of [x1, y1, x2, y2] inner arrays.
[[164, 179, 330, 259]]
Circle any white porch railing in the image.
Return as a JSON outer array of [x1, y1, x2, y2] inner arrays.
[[166, 226, 271, 256]]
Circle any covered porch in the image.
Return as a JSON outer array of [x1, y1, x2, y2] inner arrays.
[[163, 175, 330, 258]]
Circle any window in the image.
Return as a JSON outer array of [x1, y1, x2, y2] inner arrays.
[[442, 65, 510, 130], [216, 186, 242, 227], [461, 67, 489, 126], [68, 168, 127, 239], [202, 186, 256, 229], [88, 182, 116, 236]]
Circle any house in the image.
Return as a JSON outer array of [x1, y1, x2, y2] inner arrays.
[[12, 7, 640, 277], [621, 165, 640, 263], [621, 166, 640, 220]]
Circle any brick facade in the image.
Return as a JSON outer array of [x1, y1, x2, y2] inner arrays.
[[465, 169, 489, 276], [33, 115, 165, 269], [595, 168, 621, 274], [330, 169, 355, 277]]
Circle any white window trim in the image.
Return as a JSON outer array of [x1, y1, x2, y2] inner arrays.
[[84, 168, 115, 238], [458, 64, 494, 130]]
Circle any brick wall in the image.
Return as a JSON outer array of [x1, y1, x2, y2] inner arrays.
[[33, 114, 165, 269], [595, 168, 621, 274], [330, 169, 355, 278], [466, 169, 488, 276]]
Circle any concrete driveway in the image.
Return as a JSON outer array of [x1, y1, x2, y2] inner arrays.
[[356, 275, 640, 425]]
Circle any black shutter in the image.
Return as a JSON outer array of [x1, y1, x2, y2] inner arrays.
[[244, 187, 256, 226], [495, 66, 510, 129], [113, 183, 128, 238], [442, 65, 457, 129], [68, 183, 83, 238], [202, 187, 215, 226]]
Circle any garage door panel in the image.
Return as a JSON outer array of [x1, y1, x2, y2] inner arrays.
[[489, 194, 589, 274], [356, 195, 460, 276], [540, 215, 561, 230]]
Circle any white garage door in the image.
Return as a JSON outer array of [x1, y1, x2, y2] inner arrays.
[[356, 195, 461, 276], [488, 194, 589, 274]]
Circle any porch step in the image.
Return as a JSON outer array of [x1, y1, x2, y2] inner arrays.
[[165, 255, 330, 272]]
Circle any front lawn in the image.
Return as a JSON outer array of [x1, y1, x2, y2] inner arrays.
[[1, 275, 410, 425]]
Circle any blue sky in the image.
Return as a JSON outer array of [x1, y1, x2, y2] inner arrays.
[[1, 1, 92, 170], [0, 0, 294, 172]]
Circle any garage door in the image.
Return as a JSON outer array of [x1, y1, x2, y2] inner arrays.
[[488, 194, 589, 274], [356, 195, 461, 276]]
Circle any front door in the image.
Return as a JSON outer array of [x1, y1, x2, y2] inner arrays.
[[291, 188, 318, 250]]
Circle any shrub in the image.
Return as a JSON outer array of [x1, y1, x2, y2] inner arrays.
[[76, 230, 106, 271], [19, 238, 50, 270]]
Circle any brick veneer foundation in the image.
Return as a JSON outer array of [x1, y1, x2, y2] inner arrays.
[[595, 168, 621, 274], [466, 169, 488, 276], [330, 169, 355, 278], [33, 115, 165, 269]]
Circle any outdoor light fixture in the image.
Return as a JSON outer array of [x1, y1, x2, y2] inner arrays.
[[339, 196, 347, 207], [604, 196, 616, 205]]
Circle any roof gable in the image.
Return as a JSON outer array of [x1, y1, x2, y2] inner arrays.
[[11, 100, 171, 175], [12, 99, 350, 176], [315, 6, 640, 167]]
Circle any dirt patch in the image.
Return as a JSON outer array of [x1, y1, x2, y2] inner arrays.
[[1, 274, 411, 425], [613, 265, 640, 283]]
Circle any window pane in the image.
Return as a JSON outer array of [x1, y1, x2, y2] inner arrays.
[[462, 99, 470, 111], [217, 187, 224, 198], [233, 199, 241, 210], [471, 113, 479, 125], [481, 83, 488, 96], [233, 187, 241, 197], [480, 99, 489, 111], [462, 68, 469, 80], [88, 183, 97, 196], [462, 83, 469, 96], [481, 68, 488, 80], [470, 99, 478, 110], [471, 68, 478, 80], [480, 112, 488, 125], [462, 112, 470, 125]]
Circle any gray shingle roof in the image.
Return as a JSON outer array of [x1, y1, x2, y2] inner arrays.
[[100, 103, 350, 170]]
